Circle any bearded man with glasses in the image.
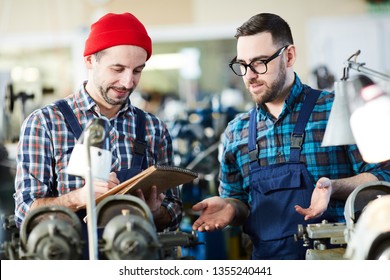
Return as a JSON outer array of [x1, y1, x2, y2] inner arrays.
[[192, 13, 390, 260]]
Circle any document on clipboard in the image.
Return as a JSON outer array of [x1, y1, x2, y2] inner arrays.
[[77, 165, 198, 209]]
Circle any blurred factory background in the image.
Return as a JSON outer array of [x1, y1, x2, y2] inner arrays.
[[1, 0, 390, 260]]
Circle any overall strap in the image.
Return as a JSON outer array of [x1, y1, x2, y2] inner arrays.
[[55, 99, 83, 140], [131, 107, 148, 170], [248, 108, 258, 164], [289, 87, 321, 162]]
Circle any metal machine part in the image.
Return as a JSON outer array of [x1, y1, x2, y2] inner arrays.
[[100, 209, 160, 260], [157, 230, 200, 259], [295, 181, 390, 260], [96, 195, 161, 260], [19, 206, 83, 260], [158, 230, 198, 248], [295, 221, 347, 260], [344, 180, 390, 244], [345, 193, 390, 260], [96, 195, 201, 260], [1, 214, 20, 260]]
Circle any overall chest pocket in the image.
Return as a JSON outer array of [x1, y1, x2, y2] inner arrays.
[[248, 163, 313, 241]]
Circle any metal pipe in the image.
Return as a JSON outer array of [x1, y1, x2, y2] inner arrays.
[[346, 61, 390, 81], [84, 130, 99, 260]]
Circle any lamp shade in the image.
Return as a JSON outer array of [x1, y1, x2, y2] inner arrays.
[[321, 80, 356, 147], [349, 81, 390, 163]]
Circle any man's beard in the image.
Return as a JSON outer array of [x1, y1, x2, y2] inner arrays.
[[251, 60, 287, 105], [99, 86, 133, 106]]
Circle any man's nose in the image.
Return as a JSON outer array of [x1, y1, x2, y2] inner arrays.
[[119, 72, 133, 88], [244, 66, 258, 79]]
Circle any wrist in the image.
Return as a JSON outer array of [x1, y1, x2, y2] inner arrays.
[[225, 198, 247, 226], [152, 206, 165, 219], [152, 206, 171, 231]]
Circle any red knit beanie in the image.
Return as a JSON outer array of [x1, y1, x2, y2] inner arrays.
[[84, 12, 152, 60]]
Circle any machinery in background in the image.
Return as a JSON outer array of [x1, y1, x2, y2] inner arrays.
[[5, 83, 35, 127], [165, 93, 250, 260], [168, 94, 242, 208], [1, 77, 42, 143], [295, 181, 390, 260], [1, 195, 200, 260], [311, 65, 335, 91], [0, 75, 42, 254], [0, 142, 16, 255]]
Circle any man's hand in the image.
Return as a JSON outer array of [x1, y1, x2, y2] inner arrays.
[[295, 177, 332, 220], [134, 186, 170, 231], [134, 185, 165, 214], [75, 172, 119, 207], [191, 196, 236, 232]]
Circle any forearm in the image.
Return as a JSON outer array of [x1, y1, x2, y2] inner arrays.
[[225, 198, 249, 226], [330, 172, 379, 200], [30, 190, 81, 212]]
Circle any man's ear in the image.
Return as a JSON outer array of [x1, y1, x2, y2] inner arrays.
[[285, 45, 296, 67], [84, 54, 94, 69]]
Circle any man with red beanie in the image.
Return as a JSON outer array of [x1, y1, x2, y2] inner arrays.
[[14, 12, 182, 257]]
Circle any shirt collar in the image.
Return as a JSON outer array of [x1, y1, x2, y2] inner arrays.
[[285, 73, 304, 112]]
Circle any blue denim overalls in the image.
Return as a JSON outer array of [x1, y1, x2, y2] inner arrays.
[[243, 87, 324, 260], [55, 100, 148, 258]]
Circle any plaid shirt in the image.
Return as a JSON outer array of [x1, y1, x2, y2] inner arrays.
[[219, 74, 390, 221], [14, 83, 182, 229]]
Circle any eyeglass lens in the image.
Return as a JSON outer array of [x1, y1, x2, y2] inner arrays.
[[230, 45, 288, 76], [231, 60, 267, 76]]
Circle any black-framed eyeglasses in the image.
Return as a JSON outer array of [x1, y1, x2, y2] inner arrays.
[[229, 45, 289, 76]]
